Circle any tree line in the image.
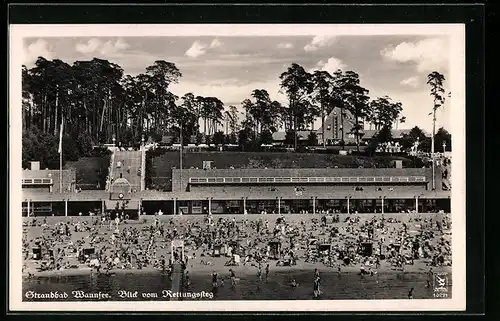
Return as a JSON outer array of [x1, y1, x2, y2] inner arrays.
[[22, 57, 447, 167]]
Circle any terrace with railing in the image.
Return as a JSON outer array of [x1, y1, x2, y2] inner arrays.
[[148, 151, 424, 191], [172, 167, 434, 192], [22, 178, 53, 185], [22, 169, 76, 193], [188, 176, 427, 184], [191, 184, 428, 194]]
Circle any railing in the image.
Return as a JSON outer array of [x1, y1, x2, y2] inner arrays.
[[107, 150, 116, 192], [22, 178, 53, 185], [140, 146, 146, 191], [189, 176, 427, 184]]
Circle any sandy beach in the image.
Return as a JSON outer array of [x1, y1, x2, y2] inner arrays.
[[22, 213, 452, 278]]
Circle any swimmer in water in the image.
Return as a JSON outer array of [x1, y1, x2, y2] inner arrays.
[[185, 271, 191, 288], [290, 278, 299, 288], [313, 276, 321, 298], [408, 287, 414, 299], [229, 269, 236, 288], [211, 270, 218, 288]]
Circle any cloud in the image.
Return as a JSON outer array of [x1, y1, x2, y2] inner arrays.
[[210, 38, 222, 48], [75, 38, 130, 56], [304, 35, 337, 52], [185, 41, 207, 58], [400, 76, 420, 88], [185, 39, 222, 58], [24, 39, 54, 66], [277, 42, 293, 49], [313, 57, 346, 73], [381, 38, 449, 73], [100, 38, 130, 55]]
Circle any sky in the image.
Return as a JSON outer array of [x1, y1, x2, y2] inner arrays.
[[22, 34, 452, 133]]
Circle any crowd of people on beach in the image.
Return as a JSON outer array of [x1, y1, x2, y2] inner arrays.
[[23, 209, 451, 298]]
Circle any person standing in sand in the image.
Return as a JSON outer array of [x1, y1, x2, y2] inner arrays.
[[426, 267, 434, 288], [229, 268, 237, 288]]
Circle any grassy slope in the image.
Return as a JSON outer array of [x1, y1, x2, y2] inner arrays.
[[64, 156, 110, 189]]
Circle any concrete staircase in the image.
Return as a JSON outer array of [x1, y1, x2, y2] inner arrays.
[[110, 149, 143, 192]]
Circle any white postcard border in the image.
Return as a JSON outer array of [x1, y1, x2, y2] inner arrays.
[[9, 23, 466, 312]]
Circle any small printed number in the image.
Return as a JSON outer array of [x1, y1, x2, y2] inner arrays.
[[433, 293, 448, 298]]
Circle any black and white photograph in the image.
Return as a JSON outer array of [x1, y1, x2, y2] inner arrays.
[[9, 23, 466, 311]]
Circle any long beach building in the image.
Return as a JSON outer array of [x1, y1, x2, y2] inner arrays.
[[21, 146, 452, 217]]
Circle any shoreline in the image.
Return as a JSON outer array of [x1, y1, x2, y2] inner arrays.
[[23, 262, 451, 278]]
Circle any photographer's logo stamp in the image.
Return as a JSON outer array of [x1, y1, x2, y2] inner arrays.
[[433, 272, 449, 298]]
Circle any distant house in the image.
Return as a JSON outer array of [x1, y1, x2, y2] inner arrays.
[[316, 107, 358, 145], [160, 135, 174, 145], [272, 127, 431, 146], [272, 130, 313, 145], [361, 129, 431, 142]]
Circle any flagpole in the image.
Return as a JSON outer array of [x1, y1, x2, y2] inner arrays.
[[59, 120, 64, 193], [179, 122, 183, 192], [60, 144, 63, 193]]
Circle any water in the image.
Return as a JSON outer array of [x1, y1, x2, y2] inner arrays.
[[23, 271, 452, 301]]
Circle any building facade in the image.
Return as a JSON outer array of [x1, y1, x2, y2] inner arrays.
[[21, 165, 451, 217], [316, 107, 359, 145]]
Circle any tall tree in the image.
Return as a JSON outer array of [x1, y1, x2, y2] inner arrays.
[[368, 96, 403, 130], [434, 127, 451, 152], [170, 96, 198, 144], [279, 63, 314, 150], [200, 97, 224, 136], [145, 60, 182, 133], [241, 98, 257, 136], [427, 71, 446, 154], [427, 71, 446, 190], [250, 89, 282, 134], [311, 70, 336, 148], [341, 71, 371, 151], [227, 105, 240, 134]]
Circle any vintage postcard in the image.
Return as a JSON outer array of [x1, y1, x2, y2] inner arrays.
[[9, 24, 466, 311]]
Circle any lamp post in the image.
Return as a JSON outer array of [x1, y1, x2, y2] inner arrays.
[[179, 123, 183, 192]]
